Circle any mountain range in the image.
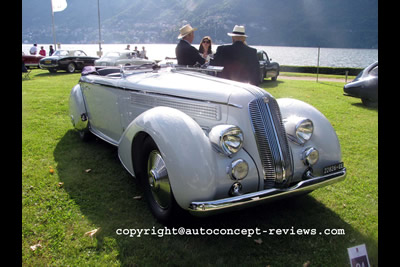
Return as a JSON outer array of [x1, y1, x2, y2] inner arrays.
[[22, 0, 378, 48]]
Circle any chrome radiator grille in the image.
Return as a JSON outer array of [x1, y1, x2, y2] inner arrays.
[[249, 96, 293, 188]]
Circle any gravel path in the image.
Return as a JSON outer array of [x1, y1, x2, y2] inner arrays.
[[279, 75, 349, 83]]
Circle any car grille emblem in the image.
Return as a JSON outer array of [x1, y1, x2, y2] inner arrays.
[[263, 96, 269, 103]]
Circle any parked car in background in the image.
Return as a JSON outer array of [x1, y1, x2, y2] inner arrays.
[[22, 52, 44, 68], [39, 50, 99, 73], [343, 61, 378, 107], [69, 64, 346, 223], [258, 50, 280, 82], [95, 51, 154, 67]]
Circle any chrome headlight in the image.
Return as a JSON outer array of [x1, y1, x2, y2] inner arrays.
[[284, 116, 314, 145], [295, 118, 313, 144], [209, 125, 244, 156]]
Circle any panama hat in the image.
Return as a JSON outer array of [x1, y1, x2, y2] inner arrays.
[[178, 24, 198, 39], [227, 25, 248, 37]]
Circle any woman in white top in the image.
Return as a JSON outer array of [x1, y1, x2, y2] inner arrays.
[[198, 36, 214, 63]]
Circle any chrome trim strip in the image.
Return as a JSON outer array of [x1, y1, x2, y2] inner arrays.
[[188, 168, 346, 215], [88, 127, 119, 146], [82, 80, 242, 109]]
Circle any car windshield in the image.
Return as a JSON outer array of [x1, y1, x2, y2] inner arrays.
[[52, 50, 87, 56], [104, 52, 121, 58], [73, 50, 87, 56], [53, 50, 70, 56], [369, 66, 378, 77], [103, 52, 135, 59]]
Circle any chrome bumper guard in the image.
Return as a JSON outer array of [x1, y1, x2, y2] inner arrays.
[[188, 168, 346, 215], [39, 64, 58, 68]]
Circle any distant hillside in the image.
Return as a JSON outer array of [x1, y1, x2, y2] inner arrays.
[[22, 0, 378, 48]]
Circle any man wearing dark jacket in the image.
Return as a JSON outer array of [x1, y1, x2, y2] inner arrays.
[[175, 24, 206, 66], [211, 25, 260, 86]]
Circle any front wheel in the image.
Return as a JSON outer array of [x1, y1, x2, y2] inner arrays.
[[361, 98, 378, 108], [140, 136, 180, 223]]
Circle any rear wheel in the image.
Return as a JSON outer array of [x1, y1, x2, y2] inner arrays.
[[67, 62, 76, 73]]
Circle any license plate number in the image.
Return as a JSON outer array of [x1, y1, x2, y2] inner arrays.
[[45, 60, 52, 64], [323, 162, 344, 175]]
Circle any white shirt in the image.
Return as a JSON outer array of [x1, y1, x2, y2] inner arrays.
[[30, 46, 37, 55]]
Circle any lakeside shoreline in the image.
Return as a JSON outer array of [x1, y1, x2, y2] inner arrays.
[[22, 43, 377, 69]]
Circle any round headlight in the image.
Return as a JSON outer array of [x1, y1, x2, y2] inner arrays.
[[296, 119, 314, 144], [209, 125, 244, 156]]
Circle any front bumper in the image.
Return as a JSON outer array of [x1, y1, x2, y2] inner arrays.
[[39, 63, 58, 69], [188, 168, 346, 216]]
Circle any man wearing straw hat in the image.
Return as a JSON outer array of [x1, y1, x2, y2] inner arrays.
[[175, 24, 206, 66], [211, 25, 260, 86]]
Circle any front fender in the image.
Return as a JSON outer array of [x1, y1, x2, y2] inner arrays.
[[277, 98, 342, 179], [118, 107, 220, 209]]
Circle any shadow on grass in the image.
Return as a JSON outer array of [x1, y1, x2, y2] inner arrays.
[[260, 79, 284, 89], [351, 102, 378, 111], [54, 130, 377, 266], [35, 71, 80, 78]]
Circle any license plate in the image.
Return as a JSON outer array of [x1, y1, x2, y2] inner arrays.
[[323, 162, 344, 175], [45, 60, 52, 64]]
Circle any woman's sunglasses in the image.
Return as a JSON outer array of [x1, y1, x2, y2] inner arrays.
[[202, 40, 211, 44]]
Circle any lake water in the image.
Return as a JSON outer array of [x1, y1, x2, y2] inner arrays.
[[22, 43, 377, 68]]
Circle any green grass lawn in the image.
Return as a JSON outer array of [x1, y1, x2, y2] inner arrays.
[[22, 69, 378, 266]]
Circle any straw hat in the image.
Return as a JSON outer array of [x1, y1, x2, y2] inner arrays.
[[178, 24, 197, 39], [227, 25, 248, 37]]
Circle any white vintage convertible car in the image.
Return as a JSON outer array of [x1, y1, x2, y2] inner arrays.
[[94, 51, 154, 67], [69, 64, 346, 223]]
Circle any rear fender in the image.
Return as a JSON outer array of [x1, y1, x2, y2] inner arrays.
[[69, 84, 88, 131]]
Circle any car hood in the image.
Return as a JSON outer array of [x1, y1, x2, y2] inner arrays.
[[40, 56, 64, 61], [119, 69, 268, 105]]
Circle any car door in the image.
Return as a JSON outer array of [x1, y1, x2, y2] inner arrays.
[[262, 52, 273, 78], [81, 78, 126, 145]]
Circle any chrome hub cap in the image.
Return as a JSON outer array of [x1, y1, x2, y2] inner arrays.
[[68, 63, 75, 72], [147, 150, 171, 209]]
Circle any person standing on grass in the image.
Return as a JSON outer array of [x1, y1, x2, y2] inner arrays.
[[175, 24, 205, 66], [210, 25, 260, 86], [29, 44, 38, 55], [49, 45, 54, 56], [39, 46, 46, 56]]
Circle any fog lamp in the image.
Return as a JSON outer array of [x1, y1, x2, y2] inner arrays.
[[230, 159, 249, 180], [303, 147, 319, 166]]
